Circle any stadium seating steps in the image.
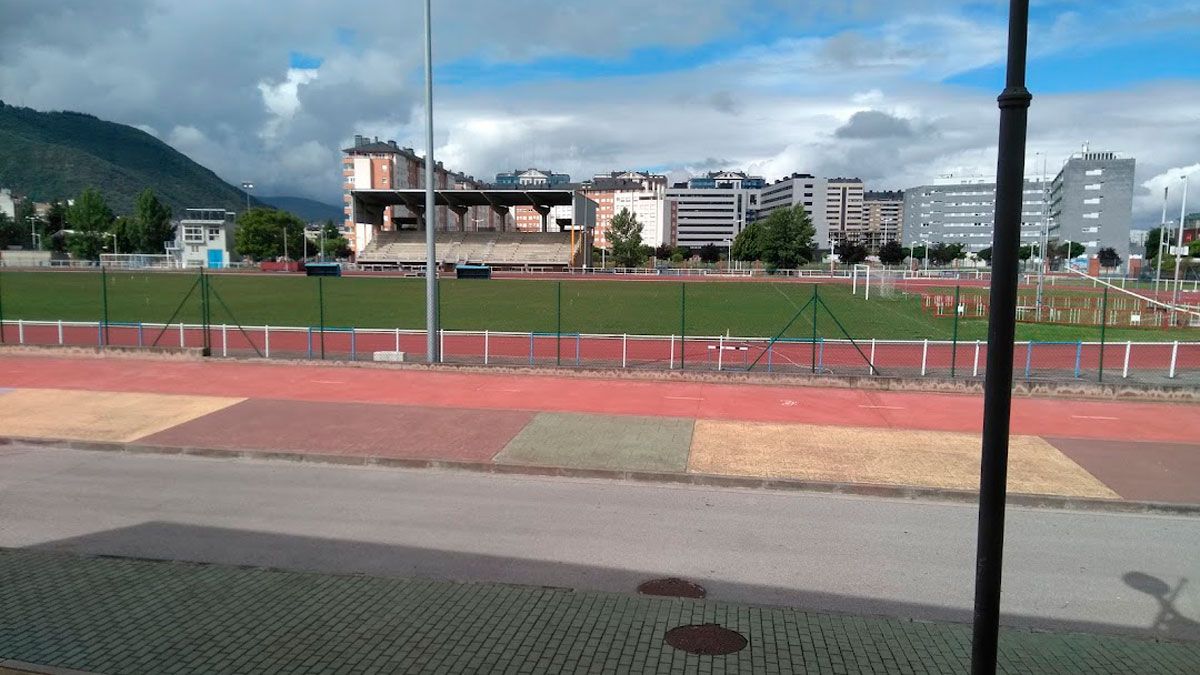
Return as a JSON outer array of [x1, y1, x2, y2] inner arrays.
[[358, 231, 576, 267]]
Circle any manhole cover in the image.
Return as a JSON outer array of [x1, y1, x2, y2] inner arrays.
[[664, 623, 747, 655], [637, 577, 706, 598]]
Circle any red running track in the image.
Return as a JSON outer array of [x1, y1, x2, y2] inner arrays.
[[0, 354, 1198, 444], [4, 323, 1196, 380]]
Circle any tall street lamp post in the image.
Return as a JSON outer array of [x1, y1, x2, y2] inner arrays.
[[241, 182, 254, 211], [972, 2, 1032, 673]]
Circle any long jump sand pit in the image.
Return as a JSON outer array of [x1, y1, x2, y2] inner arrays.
[[689, 420, 1118, 499], [0, 388, 242, 443]]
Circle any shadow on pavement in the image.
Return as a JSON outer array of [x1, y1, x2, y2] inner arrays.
[[25, 520, 1200, 642]]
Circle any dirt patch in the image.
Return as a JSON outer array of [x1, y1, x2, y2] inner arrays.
[[637, 577, 706, 599], [664, 624, 747, 655]]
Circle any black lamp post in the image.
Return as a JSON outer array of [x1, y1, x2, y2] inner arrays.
[[971, 1, 1031, 673]]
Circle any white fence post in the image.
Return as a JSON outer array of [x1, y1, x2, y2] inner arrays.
[[921, 339, 928, 376], [58, 320, 64, 345], [669, 335, 675, 369], [865, 266, 871, 301], [869, 338, 876, 373], [1122, 341, 1131, 379], [394, 328, 400, 352], [973, 340, 981, 377], [439, 330, 445, 364], [717, 335, 724, 371], [265, 325, 271, 358], [1169, 341, 1178, 379], [484, 330, 490, 365], [622, 333, 628, 368], [222, 324, 228, 357], [179, 323, 185, 348], [17, 319, 24, 345]]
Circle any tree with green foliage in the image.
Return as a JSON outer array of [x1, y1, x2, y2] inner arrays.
[[929, 242, 966, 266], [654, 243, 673, 259], [976, 247, 992, 263], [835, 241, 868, 264], [608, 208, 646, 267], [110, 216, 139, 254], [759, 205, 816, 269], [233, 208, 306, 262], [672, 246, 692, 260], [908, 244, 928, 264], [877, 240, 906, 266], [698, 243, 721, 263], [1052, 241, 1085, 260], [12, 198, 41, 249], [134, 188, 174, 253], [65, 187, 114, 260], [730, 222, 764, 261], [320, 219, 350, 259], [1017, 245, 1033, 261], [1097, 246, 1121, 268], [0, 212, 26, 248]]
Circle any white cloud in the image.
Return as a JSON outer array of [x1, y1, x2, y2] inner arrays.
[[258, 67, 319, 142]]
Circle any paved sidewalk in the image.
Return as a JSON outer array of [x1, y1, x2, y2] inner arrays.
[[1, 549, 1197, 674], [2, 353, 1200, 504]]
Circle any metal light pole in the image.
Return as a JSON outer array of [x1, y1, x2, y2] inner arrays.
[[1156, 187, 1169, 294], [972, 2, 1031, 673], [1172, 174, 1189, 310], [423, 0, 439, 363], [241, 182, 254, 211], [282, 227, 289, 261]]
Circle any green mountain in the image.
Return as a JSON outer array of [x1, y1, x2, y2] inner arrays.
[[260, 196, 342, 223], [0, 101, 253, 215]]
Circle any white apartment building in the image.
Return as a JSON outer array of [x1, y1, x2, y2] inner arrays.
[[755, 174, 865, 251], [666, 172, 764, 249], [902, 175, 1049, 253]]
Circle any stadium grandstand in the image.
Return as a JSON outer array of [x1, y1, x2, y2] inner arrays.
[[351, 188, 597, 271]]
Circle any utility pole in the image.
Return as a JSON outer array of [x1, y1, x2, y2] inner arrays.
[[972, 2, 1031, 673], [423, 0, 440, 363], [1171, 175, 1189, 314], [1155, 187, 1169, 295]]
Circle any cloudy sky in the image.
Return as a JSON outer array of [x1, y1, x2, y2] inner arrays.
[[1, 0, 1197, 226]]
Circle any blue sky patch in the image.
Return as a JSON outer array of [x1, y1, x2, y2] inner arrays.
[[289, 51, 323, 70]]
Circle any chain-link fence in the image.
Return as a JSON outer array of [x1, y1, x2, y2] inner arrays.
[[2, 268, 1197, 385]]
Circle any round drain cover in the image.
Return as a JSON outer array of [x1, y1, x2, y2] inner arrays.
[[637, 577, 706, 599], [664, 623, 747, 655]]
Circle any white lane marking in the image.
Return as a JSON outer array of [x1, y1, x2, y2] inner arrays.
[[312, 380, 347, 384], [1071, 415, 1119, 421], [859, 405, 905, 410], [664, 396, 704, 401]]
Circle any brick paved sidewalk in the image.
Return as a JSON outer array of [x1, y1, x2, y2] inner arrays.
[[1, 550, 1196, 674]]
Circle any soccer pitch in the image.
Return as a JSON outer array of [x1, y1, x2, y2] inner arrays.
[[0, 270, 1193, 342]]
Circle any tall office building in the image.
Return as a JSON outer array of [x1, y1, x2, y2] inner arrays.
[[666, 171, 765, 249], [579, 173, 669, 249], [863, 190, 904, 251], [1047, 150, 1135, 258], [755, 175, 865, 250], [902, 175, 1048, 253], [342, 135, 497, 254]]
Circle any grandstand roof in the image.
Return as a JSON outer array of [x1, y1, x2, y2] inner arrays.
[[352, 188, 576, 212]]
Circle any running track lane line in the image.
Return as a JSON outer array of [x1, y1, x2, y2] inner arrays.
[[0, 356, 1196, 443]]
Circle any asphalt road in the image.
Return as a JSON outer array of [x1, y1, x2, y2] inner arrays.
[[1, 445, 1196, 641]]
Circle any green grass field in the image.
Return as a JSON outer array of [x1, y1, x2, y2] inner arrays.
[[1, 270, 1195, 342]]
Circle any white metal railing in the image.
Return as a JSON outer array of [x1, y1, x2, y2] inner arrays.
[[2, 318, 1196, 382]]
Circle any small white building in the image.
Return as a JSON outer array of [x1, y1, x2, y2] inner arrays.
[[170, 208, 239, 268], [0, 188, 15, 218]]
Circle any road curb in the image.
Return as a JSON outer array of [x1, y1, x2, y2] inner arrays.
[[3, 436, 1197, 516]]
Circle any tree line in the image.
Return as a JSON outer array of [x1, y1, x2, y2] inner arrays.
[[0, 187, 174, 259], [0, 186, 349, 262]]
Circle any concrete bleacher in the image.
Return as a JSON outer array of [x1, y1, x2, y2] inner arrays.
[[358, 231, 576, 268]]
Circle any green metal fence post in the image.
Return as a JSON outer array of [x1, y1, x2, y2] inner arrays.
[[200, 267, 212, 357], [951, 285, 961, 378], [100, 266, 110, 347], [556, 280, 562, 367], [679, 283, 686, 370], [318, 276, 326, 360], [811, 284, 819, 373], [1097, 286, 1108, 383]]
